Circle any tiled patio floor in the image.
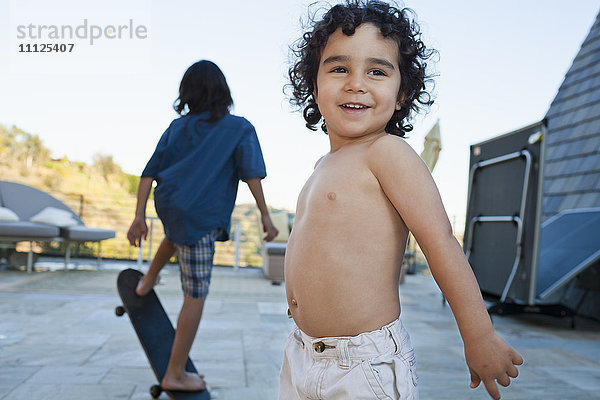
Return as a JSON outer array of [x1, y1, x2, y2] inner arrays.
[[0, 259, 599, 399]]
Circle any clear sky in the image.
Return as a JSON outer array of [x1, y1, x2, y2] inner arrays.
[[1, 0, 598, 233]]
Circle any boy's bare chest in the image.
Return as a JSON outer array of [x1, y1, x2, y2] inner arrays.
[[298, 155, 382, 214]]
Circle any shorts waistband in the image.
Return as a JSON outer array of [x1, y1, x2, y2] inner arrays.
[[294, 318, 410, 366]]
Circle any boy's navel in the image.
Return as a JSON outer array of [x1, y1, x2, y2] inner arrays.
[[327, 192, 336, 200]]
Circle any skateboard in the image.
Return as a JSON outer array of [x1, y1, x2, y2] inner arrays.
[[116, 268, 210, 400]]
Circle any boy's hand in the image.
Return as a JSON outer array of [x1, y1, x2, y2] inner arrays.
[[261, 214, 279, 242], [465, 332, 523, 399], [127, 216, 148, 247]]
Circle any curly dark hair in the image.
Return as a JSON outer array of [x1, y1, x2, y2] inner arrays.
[[288, 0, 436, 136], [173, 60, 233, 122]]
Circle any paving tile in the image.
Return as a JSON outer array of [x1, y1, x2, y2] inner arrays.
[[210, 386, 278, 400], [0, 386, 14, 400], [540, 366, 600, 392], [86, 336, 149, 368], [517, 347, 599, 367], [199, 364, 246, 388], [0, 331, 26, 347], [26, 365, 109, 384], [5, 384, 134, 400], [256, 301, 288, 315], [100, 367, 155, 385], [561, 339, 600, 362], [0, 366, 40, 386], [1, 342, 99, 366], [245, 361, 282, 388]]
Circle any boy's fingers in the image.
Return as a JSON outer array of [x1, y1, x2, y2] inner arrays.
[[507, 365, 519, 378], [496, 373, 511, 387], [263, 226, 279, 241], [469, 371, 481, 389], [127, 230, 146, 247], [483, 379, 500, 400], [512, 352, 524, 365]]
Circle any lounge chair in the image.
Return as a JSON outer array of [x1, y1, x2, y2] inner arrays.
[[0, 181, 115, 272]]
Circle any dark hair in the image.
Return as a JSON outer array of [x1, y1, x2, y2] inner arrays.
[[288, 0, 436, 136], [173, 60, 233, 122]]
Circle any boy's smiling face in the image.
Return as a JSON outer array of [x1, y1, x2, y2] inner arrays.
[[315, 23, 402, 143]]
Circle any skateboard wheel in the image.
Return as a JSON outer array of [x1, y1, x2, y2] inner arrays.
[[150, 384, 162, 399], [115, 306, 125, 317]]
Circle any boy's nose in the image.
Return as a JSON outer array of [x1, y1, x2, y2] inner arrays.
[[344, 74, 366, 93]]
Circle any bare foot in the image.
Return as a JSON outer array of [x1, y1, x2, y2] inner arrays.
[[135, 274, 161, 296], [161, 371, 206, 392]]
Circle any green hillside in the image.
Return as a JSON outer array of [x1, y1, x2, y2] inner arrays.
[[0, 124, 286, 267]]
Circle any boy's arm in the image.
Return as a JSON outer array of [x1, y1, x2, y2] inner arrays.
[[368, 136, 522, 400], [245, 178, 279, 241], [127, 176, 154, 247]]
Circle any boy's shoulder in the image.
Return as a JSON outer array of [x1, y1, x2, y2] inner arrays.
[[222, 113, 246, 122], [366, 134, 423, 173], [368, 134, 414, 157], [220, 115, 259, 138], [221, 113, 254, 129]]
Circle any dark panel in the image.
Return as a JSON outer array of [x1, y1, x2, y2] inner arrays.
[[578, 191, 600, 208], [580, 173, 600, 191], [464, 123, 543, 300], [563, 175, 584, 192], [544, 195, 566, 214], [558, 193, 583, 210], [587, 87, 600, 103], [468, 222, 518, 295], [584, 135, 600, 150], [537, 209, 600, 298], [547, 177, 569, 194]]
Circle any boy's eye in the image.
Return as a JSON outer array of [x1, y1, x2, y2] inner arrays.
[[368, 69, 386, 76], [330, 66, 347, 73]]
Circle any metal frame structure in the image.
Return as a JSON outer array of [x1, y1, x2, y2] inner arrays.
[[464, 150, 532, 303], [528, 122, 547, 305], [463, 121, 599, 325]]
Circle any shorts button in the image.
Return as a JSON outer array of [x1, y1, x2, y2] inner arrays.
[[314, 341, 325, 353]]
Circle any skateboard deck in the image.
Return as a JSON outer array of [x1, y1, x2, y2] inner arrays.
[[116, 268, 210, 400]]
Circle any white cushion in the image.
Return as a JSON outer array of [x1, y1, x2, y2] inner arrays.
[[270, 211, 290, 242], [30, 207, 78, 227], [0, 206, 19, 222]]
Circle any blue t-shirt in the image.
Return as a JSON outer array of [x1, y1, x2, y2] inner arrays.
[[141, 113, 266, 245]]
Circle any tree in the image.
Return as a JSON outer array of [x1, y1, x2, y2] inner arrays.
[[0, 124, 50, 167], [92, 153, 121, 182]]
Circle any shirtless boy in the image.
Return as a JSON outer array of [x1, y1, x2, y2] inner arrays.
[[280, 2, 523, 399]]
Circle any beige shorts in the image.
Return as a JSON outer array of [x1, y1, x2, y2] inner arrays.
[[279, 318, 418, 399]]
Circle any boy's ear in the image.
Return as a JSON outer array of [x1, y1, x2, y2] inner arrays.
[[396, 92, 407, 111], [313, 82, 319, 104]]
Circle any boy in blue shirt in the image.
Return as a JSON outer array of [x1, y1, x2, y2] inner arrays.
[[128, 60, 278, 392]]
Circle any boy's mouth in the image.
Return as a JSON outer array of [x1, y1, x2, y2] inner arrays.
[[340, 103, 369, 110]]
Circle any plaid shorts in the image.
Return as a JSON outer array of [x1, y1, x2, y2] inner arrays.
[[175, 230, 220, 299]]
